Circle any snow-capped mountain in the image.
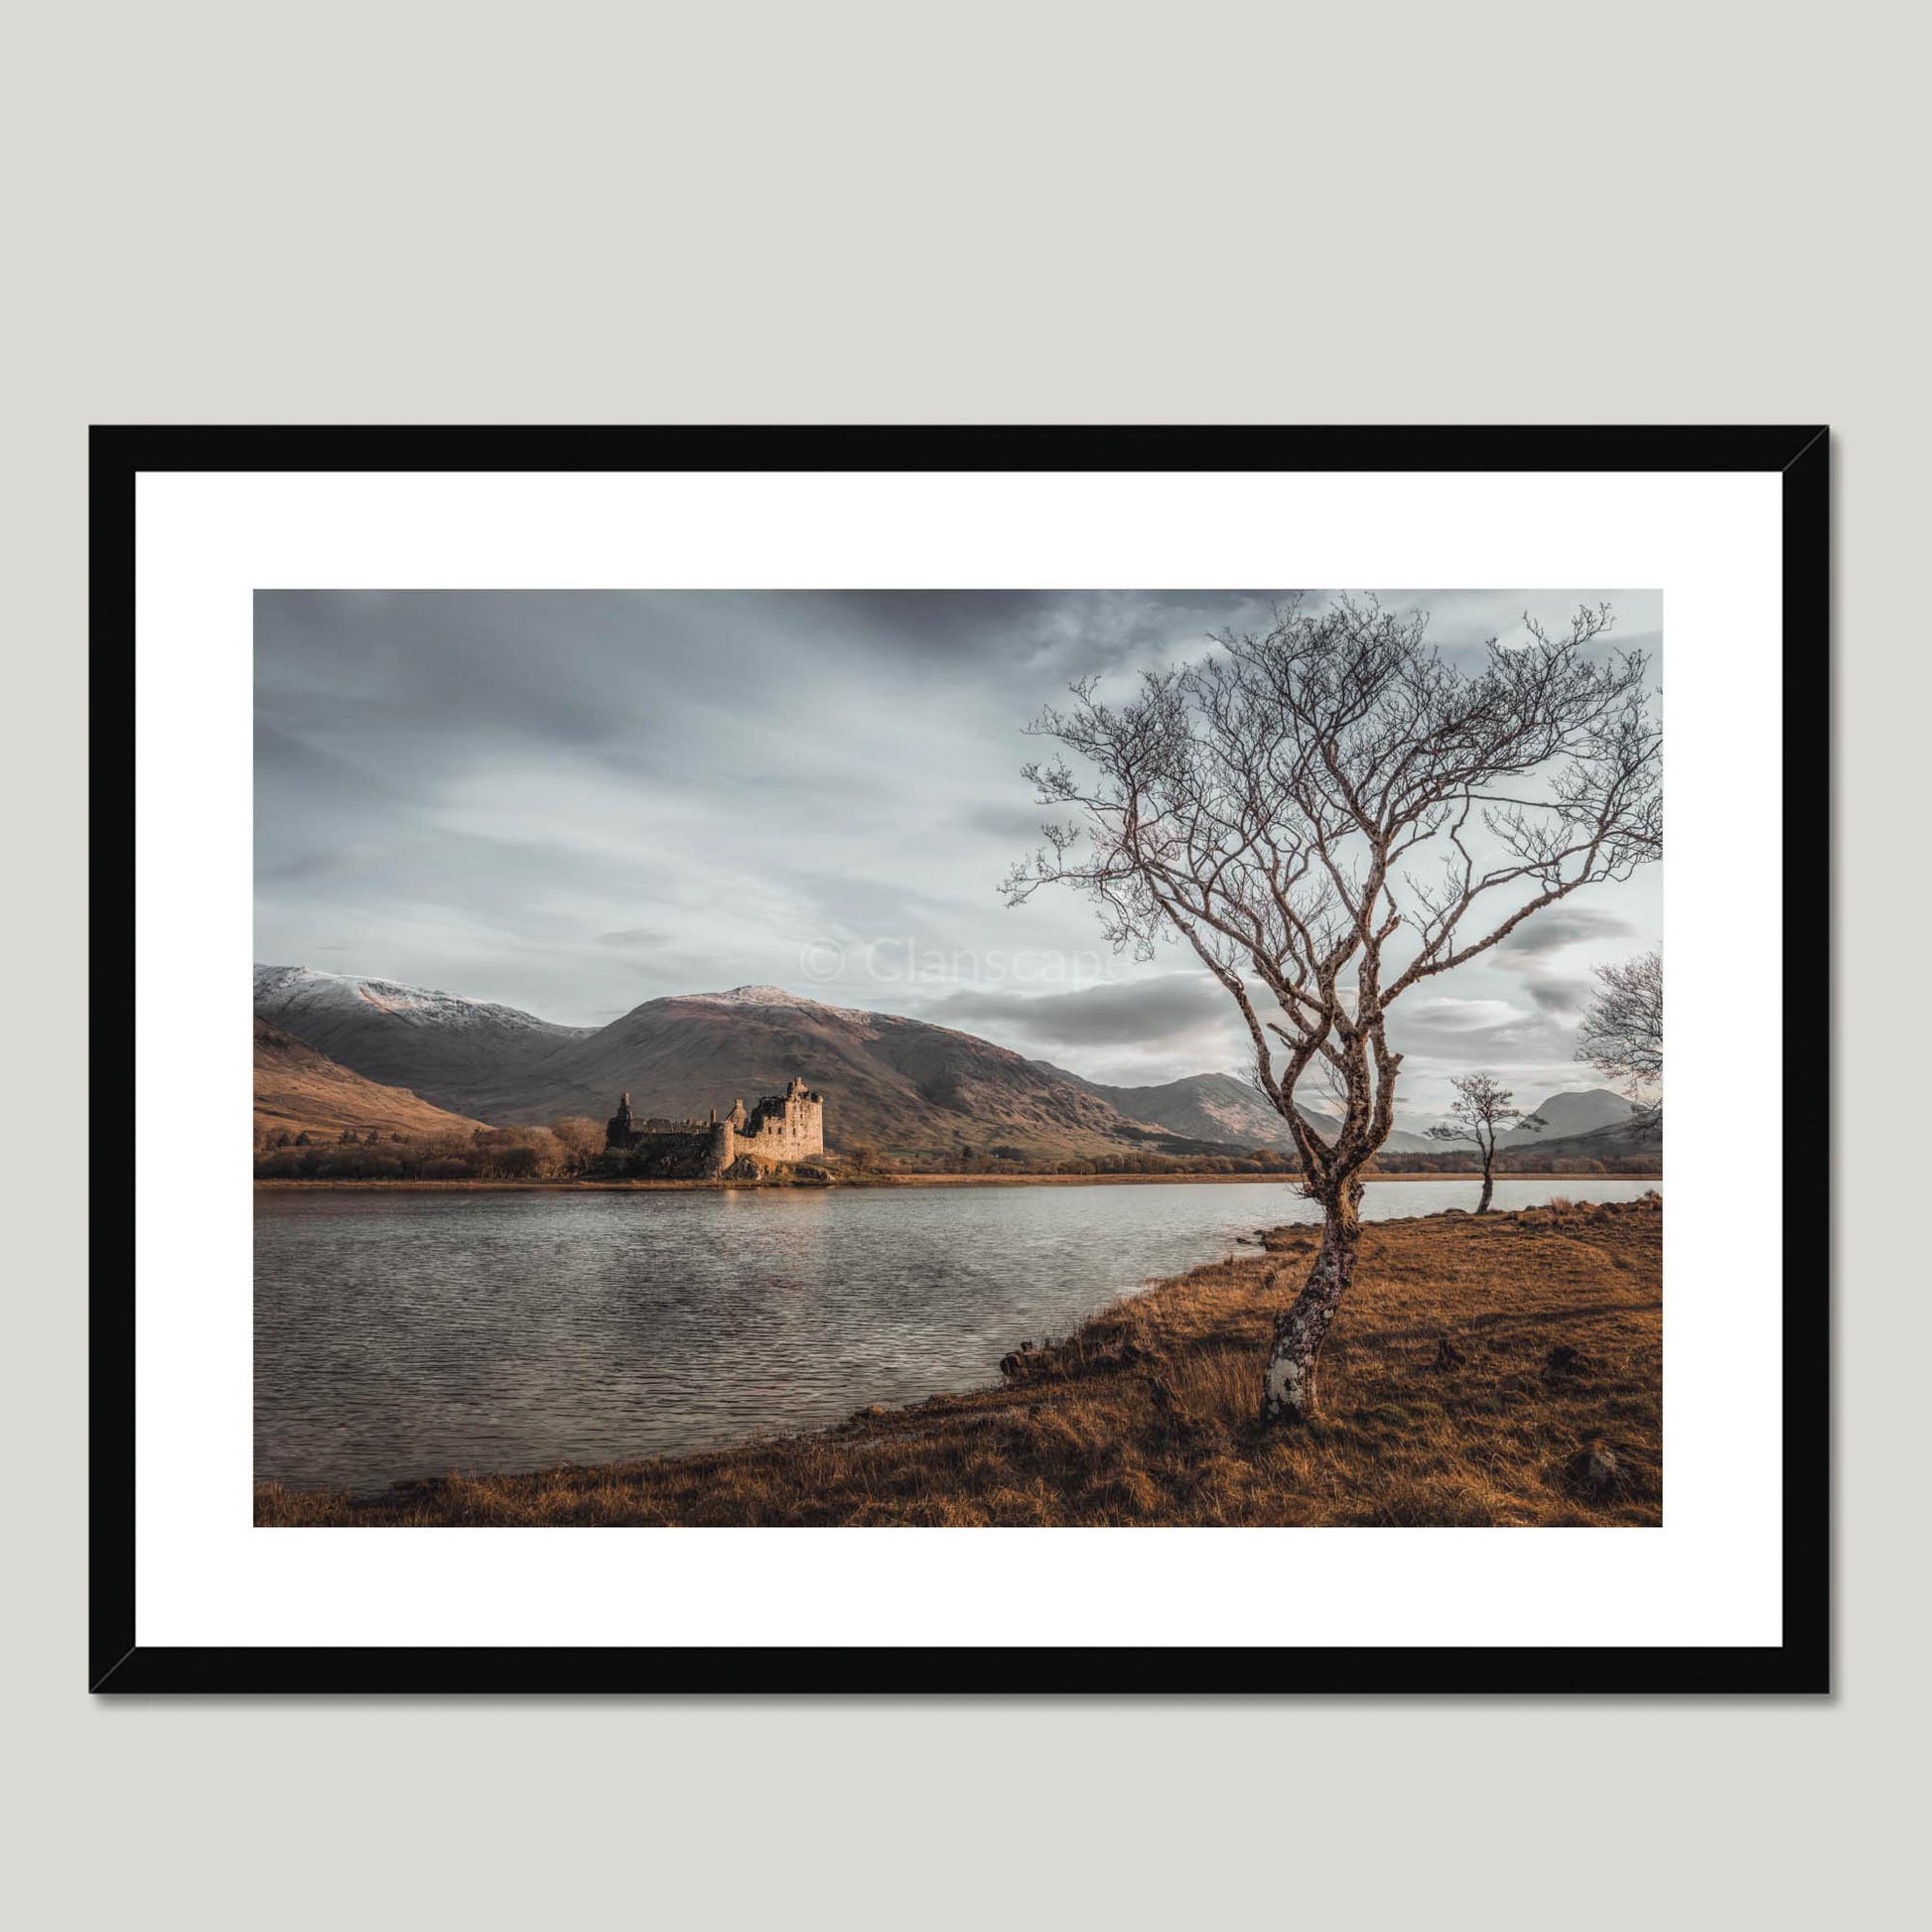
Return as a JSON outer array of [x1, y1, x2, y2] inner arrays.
[[677, 983, 877, 1023], [252, 964, 582, 1035], [684, 983, 825, 1008], [252, 965, 592, 1116]]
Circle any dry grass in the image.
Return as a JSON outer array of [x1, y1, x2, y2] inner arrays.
[[253, 1018, 486, 1140], [255, 1196, 1662, 1529]]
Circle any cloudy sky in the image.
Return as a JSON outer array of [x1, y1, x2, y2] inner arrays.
[[256, 589, 1661, 1121]]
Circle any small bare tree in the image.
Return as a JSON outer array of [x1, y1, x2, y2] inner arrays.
[[1577, 947, 1663, 1130], [1003, 595, 1660, 1423], [1427, 1072, 1543, 1214]]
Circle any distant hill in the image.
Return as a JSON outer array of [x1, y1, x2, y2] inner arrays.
[[253, 1019, 484, 1140], [1498, 1089, 1640, 1146], [373, 983, 1200, 1163], [1048, 1066, 1438, 1153], [1042, 1068, 1277, 1145], [1499, 1113, 1661, 1166], [253, 965, 592, 1116]]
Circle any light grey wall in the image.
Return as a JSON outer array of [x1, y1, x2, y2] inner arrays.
[[6, 2, 1914, 1928]]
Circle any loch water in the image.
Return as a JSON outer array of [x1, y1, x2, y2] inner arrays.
[[255, 1176, 1660, 1491]]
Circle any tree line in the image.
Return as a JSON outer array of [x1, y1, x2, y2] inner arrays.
[[254, 1121, 1659, 1184], [254, 1118, 610, 1180]]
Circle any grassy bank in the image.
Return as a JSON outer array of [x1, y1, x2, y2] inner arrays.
[[257, 1197, 1661, 1528]]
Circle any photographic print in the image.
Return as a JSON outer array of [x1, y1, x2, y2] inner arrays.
[[251, 586, 1665, 1530], [95, 427, 1825, 1692]]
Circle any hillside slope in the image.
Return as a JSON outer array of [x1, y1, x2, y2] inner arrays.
[[253, 965, 592, 1116], [1499, 1114, 1661, 1166], [1498, 1088, 1639, 1146], [254, 1019, 484, 1139], [486, 985, 1185, 1161]]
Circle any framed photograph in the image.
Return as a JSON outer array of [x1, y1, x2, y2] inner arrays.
[[92, 425, 1827, 1693]]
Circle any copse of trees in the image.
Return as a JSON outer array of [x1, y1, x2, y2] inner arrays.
[[1371, 1148, 1653, 1176], [1005, 595, 1661, 1423], [255, 1121, 590, 1181], [253, 1121, 1661, 1185], [253, 1126, 1316, 1183], [833, 1145, 1288, 1178]]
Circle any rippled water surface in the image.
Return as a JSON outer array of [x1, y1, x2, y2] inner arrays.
[[255, 1176, 1659, 1490]]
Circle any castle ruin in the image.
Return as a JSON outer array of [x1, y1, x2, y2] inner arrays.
[[605, 1076, 824, 1178]]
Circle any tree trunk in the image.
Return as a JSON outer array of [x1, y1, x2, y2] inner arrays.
[[1261, 1195, 1362, 1425], [1476, 1158, 1494, 1215]]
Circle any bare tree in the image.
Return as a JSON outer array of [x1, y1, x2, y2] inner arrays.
[[1577, 947, 1663, 1129], [1427, 1072, 1543, 1214], [1003, 595, 1660, 1423]]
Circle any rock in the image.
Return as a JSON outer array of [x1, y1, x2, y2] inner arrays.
[[1000, 1342, 1049, 1383], [1566, 1447, 1621, 1498]]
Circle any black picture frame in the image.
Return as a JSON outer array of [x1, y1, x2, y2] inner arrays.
[[91, 424, 1830, 1695]]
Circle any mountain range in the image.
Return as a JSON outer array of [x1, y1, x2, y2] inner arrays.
[[253, 964, 1641, 1163], [1043, 1065, 1441, 1153]]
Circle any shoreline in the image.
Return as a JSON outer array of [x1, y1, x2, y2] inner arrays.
[[254, 1170, 1661, 1193], [256, 1197, 1664, 1527]]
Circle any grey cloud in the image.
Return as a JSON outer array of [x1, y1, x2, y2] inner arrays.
[[1494, 906, 1638, 961], [813, 589, 1282, 673], [1522, 972, 1589, 1015], [257, 589, 1662, 1076], [966, 800, 1062, 843], [1386, 997, 1574, 1064], [922, 976, 1231, 1049]]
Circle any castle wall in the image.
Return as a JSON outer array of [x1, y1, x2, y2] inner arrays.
[[737, 1093, 824, 1165], [616, 1121, 734, 1179]]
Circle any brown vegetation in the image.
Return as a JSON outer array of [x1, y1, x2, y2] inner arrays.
[[256, 1197, 1661, 1529], [252, 1019, 486, 1141]]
